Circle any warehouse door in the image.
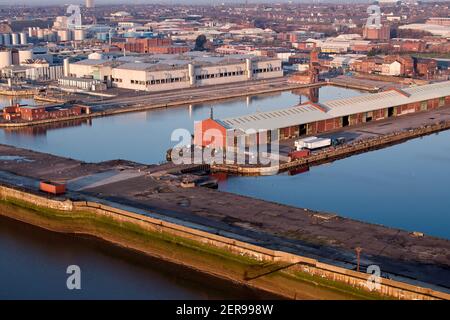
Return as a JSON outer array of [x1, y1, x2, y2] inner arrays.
[[342, 116, 350, 127], [299, 124, 307, 136], [388, 107, 394, 118]]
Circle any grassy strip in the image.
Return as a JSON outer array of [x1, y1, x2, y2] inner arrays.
[[2, 197, 258, 266], [0, 197, 386, 300]]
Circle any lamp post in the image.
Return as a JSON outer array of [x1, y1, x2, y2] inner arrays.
[[355, 247, 362, 272]]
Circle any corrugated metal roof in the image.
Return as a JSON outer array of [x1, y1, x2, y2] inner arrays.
[[220, 104, 329, 131], [324, 89, 408, 117], [325, 81, 450, 117], [218, 81, 450, 132]]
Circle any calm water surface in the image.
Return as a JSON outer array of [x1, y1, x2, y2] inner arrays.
[[219, 130, 450, 240], [2, 87, 449, 298], [0, 87, 361, 164], [0, 214, 272, 300]]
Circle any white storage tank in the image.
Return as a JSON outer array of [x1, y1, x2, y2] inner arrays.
[[63, 58, 70, 77], [88, 52, 103, 60], [37, 29, 44, 39], [42, 30, 54, 42], [58, 29, 71, 42], [11, 33, 19, 45], [0, 50, 12, 69], [73, 29, 86, 41], [3, 34, 11, 46], [18, 49, 33, 64], [19, 32, 28, 45]]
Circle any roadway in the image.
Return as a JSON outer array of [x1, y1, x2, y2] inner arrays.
[[89, 77, 313, 111]]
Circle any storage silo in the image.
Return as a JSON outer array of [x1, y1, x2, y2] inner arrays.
[[18, 49, 33, 64], [0, 50, 12, 69], [73, 29, 86, 41], [19, 32, 28, 45], [11, 33, 19, 46], [44, 30, 57, 42], [88, 52, 104, 60], [96, 32, 108, 41], [58, 29, 71, 42], [3, 34, 11, 46], [63, 58, 70, 77], [37, 29, 44, 39]]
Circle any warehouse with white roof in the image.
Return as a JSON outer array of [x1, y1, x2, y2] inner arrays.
[[67, 53, 282, 92]]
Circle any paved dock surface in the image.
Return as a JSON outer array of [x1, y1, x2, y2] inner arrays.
[[0, 143, 449, 292]]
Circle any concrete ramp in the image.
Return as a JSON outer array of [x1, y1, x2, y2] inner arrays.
[[67, 170, 145, 191]]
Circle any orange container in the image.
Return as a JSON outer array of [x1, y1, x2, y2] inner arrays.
[[39, 181, 66, 195], [289, 149, 311, 160]]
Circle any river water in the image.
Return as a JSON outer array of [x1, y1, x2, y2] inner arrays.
[[0, 213, 274, 300], [1, 87, 449, 298], [0, 87, 361, 164]]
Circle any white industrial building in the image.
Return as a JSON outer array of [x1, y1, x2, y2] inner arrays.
[[66, 53, 283, 92]]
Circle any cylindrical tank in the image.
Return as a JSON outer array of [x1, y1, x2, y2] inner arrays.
[[3, 34, 11, 46], [37, 29, 44, 39], [73, 29, 86, 41], [11, 33, 19, 46], [44, 30, 56, 42], [19, 32, 28, 45], [88, 52, 103, 60], [246, 58, 253, 80], [18, 49, 33, 64], [86, 0, 94, 8], [28, 27, 34, 38], [188, 63, 195, 86], [58, 29, 71, 42], [96, 32, 108, 41], [63, 58, 70, 77], [0, 50, 12, 69]]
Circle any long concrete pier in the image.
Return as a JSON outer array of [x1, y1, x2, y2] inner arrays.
[[0, 182, 448, 300], [0, 144, 449, 298]]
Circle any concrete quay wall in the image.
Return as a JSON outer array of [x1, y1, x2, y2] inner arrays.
[[0, 184, 448, 300], [0, 184, 73, 211]]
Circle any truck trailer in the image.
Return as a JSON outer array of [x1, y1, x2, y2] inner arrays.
[[295, 136, 331, 150]]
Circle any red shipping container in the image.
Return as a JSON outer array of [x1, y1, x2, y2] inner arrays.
[[40, 181, 66, 195]]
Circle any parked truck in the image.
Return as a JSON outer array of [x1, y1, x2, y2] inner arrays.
[[295, 136, 332, 151]]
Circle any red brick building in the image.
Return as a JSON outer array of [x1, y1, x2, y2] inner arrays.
[[391, 39, 426, 53], [194, 81, 450, 148], [2, 104, 89, 122], [115, 38, 190, 54], [415, 58, 438, 79], [193, 118, 228, 148], [363, 25, 391, 41]]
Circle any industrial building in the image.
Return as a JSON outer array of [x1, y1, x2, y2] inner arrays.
[[2, 104, 90, 122], [194, 81, 450, 147], [66, 53, 283, 92]]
